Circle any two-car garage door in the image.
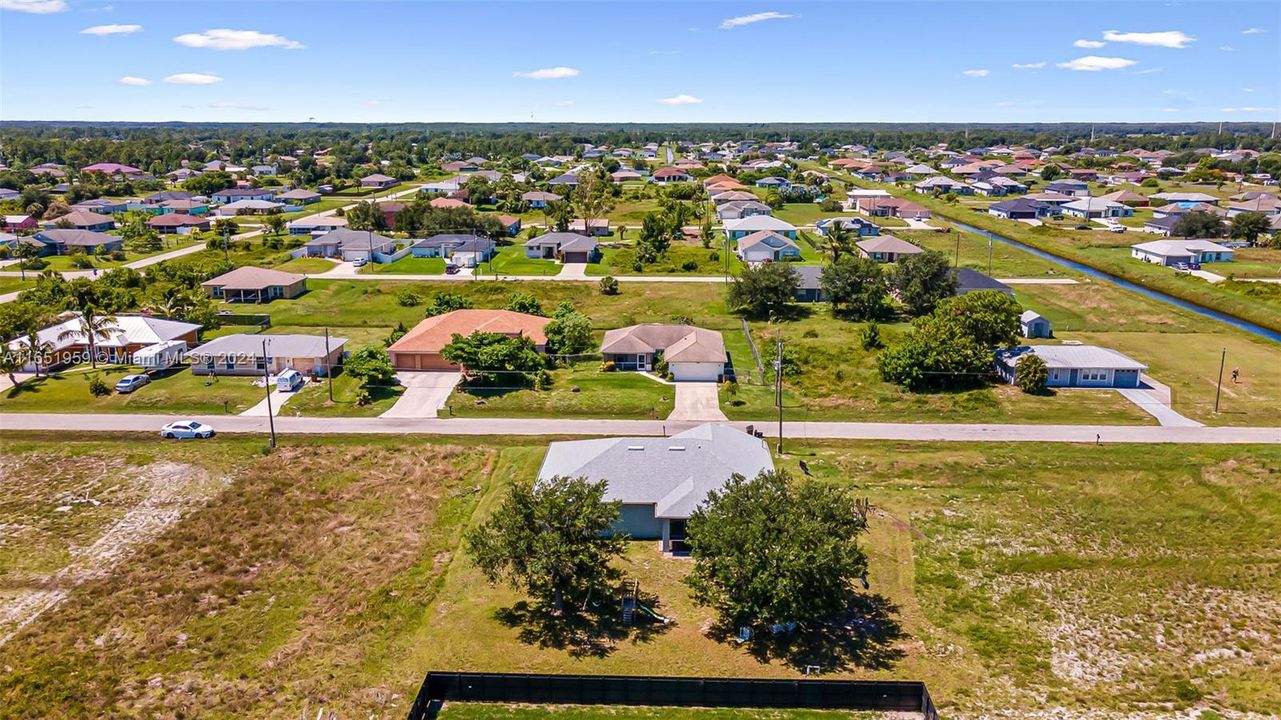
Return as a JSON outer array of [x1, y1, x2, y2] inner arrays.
[[389, 352, 457, 371]]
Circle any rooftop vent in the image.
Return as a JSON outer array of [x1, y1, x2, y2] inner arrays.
[[627, 445, 645, 451], [668, 446, 686, 451]]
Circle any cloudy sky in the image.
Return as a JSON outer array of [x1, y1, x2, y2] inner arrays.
[[0, 0, 1276, 123]]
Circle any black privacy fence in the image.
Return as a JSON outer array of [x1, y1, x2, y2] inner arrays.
[[407, 672, 939, 720]]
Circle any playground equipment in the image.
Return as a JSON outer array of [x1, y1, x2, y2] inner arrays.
[[621, 579, 671, 626]]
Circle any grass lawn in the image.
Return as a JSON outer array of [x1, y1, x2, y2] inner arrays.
[[32, 238, 202, 271], [0, 364, 266, 415], [277, 198, 349, 221], [900, 228, 1081, 279], [0, 276, 36, 294], [366, 255, 447, 275], [476, 245, 562, 277], [286, 368, 404, 417], [1213, 246, 1281, 279], [773, 202, 839, 227], [439, 705, 886, 720], [448, 362, 674, 420], [273, 256, 339, 274], [587, 243, 742, 277]]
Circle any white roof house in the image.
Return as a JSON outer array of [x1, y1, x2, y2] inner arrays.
[[995, 345, 1147, 389], [1131, 239, 1234, 266], [536, 423, 774, 551], [723, 215, 797, 238], [7, 313, 201, 371]]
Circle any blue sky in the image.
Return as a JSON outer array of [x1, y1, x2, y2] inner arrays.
[[1, 1, 1277, 123]]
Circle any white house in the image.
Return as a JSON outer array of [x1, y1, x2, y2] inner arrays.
[[600, 324, 727, 382], [1131, 239, 1235, 266], [736, 230, 801, 262], [994, 345, 1147, 389], [535, 424, 774, 552], [1020, 310, 1052, 338], [724, 215, 798, 241]]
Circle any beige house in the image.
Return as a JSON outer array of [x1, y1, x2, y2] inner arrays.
[[187, 333, 346, 376], [600, 324, 727, 382], [202, 266, 308, 302]]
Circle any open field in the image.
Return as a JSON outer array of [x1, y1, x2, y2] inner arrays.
[[448, 361, 675, 420], [438, 705, 888, 720], [274, 256, 340, 274], [1, 435, 1278, 718]]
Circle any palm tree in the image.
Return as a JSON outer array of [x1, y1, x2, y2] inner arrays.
[[18, 311, 56, 379], [58, 307, 121, 369], [824, 221, 853, 262]]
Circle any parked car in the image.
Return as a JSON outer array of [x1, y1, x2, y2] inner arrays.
[[1074, 224, 1090, 230], [114, 374, 151, 393], [445, 263, 460, 275], [352, 257, 367, 267], [1172, 262, 1191, 271], [160, 420, 215, 439], [1107, 224, 1127, 233]]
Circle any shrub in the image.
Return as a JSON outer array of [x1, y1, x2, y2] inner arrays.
[[1141, 177, 1160, 188], [681, 259, 699, 272], [1015, 353, 1049, 394], [87, 376, 111, 397], [802, 328, 818, 339], [396, 288, 422, 307], [598, 275, 620, 295], [354, 388, 372, 406], [20, 257, 48, 270], [819, 198, 841, 212], [505, 292, 544, 316], [654, 357, 669, 378], [860, 322, 883, 350], [600, 360, 616, 372], [631, 261, 643, 273], [108, 250, 127, 261], [709, 250, 719, 262], [71, 255, 95, 269], [536, 369, 553, 390], [722, 379, 738, 396]]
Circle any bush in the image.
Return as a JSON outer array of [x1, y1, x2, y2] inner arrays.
[[819, 198, 841, 212], [1015, 353, 1049, 394], [802, 328, 818, 339], [600, 360, 616, 372], [108, 250, 127, 261], [654, 357, 669, 378], [860, 322, 883, 350], [396, 288, 422, 307], [680, 259, 699, 272], [87, 376, 111, 397], [709, 250, 719, 262], [598, 275, 620, 295], [1141, 177, 1160, 188], [536, 369, 553, 390], [71, 255, 95, 269], [631, 261, 643, 273], [355, 388, 372, 406], [20, 257, 48, 270]]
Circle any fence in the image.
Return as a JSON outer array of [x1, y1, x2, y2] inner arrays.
[[407, 672, 939, 720], [214, 313, 271, 330]]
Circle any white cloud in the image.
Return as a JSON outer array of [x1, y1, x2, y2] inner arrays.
[[1160, 108, 1179, 113], [174, 28, 304, 50], [1219, 45, 1236, 51], [1243, 87, 1255, 93], [513, 66, 580, 80], [164, 72, 222, 85], [1241, 27, 1267, 34], [117, 75, 151, 86], [209, 102, 268, 111], [0, 0, 67, 13], [1074, 39, 1106, 48], [1057, 56, 1137, 72], [1136, 67, 1165, 75], [1221, 106, 1276, 112], [1012, 62, 1046, 69], [81, 23, 140, 35], [719, 11, 793, 30], [658, 94, 703, 106], [1101, 30, 1195, 48], [962, 69, 990, 77]]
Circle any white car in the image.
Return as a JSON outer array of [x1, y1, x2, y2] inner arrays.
[[1107, 224, 1127, 233], [160, 420, 215, 439], [114, 374, 151, 393], [352, 257, 367, 267]]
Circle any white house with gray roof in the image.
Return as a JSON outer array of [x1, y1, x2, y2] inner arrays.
[[536, 424, 774, 552], [188, 333, 347, 377], [994, 345, 1146, 388]]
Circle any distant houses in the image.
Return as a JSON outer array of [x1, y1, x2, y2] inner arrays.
[[1131, 239, 1234, 266]]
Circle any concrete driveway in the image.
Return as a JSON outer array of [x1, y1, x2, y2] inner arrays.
[[381, 371, 460, 418], [667, 382, 727, 422]]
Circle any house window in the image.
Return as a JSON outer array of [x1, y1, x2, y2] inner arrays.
[[255, 356, 267, 370]]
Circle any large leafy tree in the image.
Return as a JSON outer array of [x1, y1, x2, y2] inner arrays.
[[423, 291, 472, 317], [877, 313, 991, 391], [441, 331, 545, 385], [685, 470, 869, 631], [345, 201, 387, 232], [544, 304, 594, 355], [819, 255, 888, 320], [467, 475, 625, 613], [727, 262, 800, 319], [344, 345, 396, 385], [1229, 211, 1271, 246], [574, 169, 615, 236], [930, 290, 1022, 349], [889, 250, 955, 316], [1171, 210, 1226, 238]]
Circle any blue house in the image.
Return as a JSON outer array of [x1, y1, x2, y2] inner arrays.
[[995, 345, 1146, 389], [736, 231, 802, 262], [410, 234, 496, 267], [815, 217, 879, 238], [212, 187, 276, 204], [755, 176, 792, 190], [723, 216, 798, 242], [521, 191, 563, 209]]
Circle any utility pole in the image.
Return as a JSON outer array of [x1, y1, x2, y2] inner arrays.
[[1214, 347, 1226, 413], [774, 331, 784, 455], [261, 338, 277, 449], [324, 327, 334, 402], [954, 232, 961, 268], [222, 223, 230, 261], [988, 236, 994, 276]]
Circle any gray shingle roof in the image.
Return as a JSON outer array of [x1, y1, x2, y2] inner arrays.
[[189, 333, 347, 359]]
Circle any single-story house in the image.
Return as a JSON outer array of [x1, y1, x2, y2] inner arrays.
[[276, 188, 321, 205], [736, 230, 802, 262], [1142, 215, 1181, 236], [81, 162, 143, 176], [29, 228, 123, 255], [856, 235, 922, 262], [359, 173, 399, 189], [711, 190, 759, 205], [188, 333, 347, 377], [159, 199, 209, 215], [914, 176, 969, 194], [536, 424, 774, 552], [600, 323, 728, 382], [568, 218, 611, 237], [0, 188, 19, 201], [755, 176, 792, 189], [53, 210, 116, 232], [988, 198, 1053, 220], [1020, 310, 1052, 339], [147, 213, 210, 234], [1151, 192, 1219, 206], [410, 234, 496, 267], [7, 312, 200, 371], [524, 232, 599, 263], [1024, 191, 1076, 207], [211, 188, 276, 204], [3, 214, 37, 232], [994, 345, 1146, 389], [814, 216, 879, 237], [547, 173, 580, 189], [144, 190, 194, 205], [304, 228, 397, 262], [794, 265, 826, 303], [723, 215, 798, 241], [1044, 181, 1091, 197], [1061, 198, 1133, 219], [953, 268, 1013, 296], [379, 201, 408, 229], [1131, 239, 1234, 266], [388, 309, 550, 371], [215, 199, 284, 216], [611, 170, 643, 182], [521, 191, 563, 209], [429, 197, 472, 210], [72, 198, 130, 215], [1099, 189, 1150, 207], [496, 214, 522, 236], [202, 266, 308, 302], [652, 167, 693, 183], [288, 216, 348, 235], [716, 200, 773, 221], [855, 196, 931, 220]]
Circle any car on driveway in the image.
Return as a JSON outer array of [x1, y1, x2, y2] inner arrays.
[[114, 374, 151, 393], [1107, 224, 1127, 233], [445, 263, 460, 275], [160, 420, 215, 439]]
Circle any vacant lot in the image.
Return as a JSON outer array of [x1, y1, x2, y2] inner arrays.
[[439, 705, 887, 720], [2, 436, 1278, 718]]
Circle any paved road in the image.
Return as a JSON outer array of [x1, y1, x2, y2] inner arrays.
[[3, 413, 1278, 444]]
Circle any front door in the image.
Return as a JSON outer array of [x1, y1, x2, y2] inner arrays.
[[637, 353, 648, 371], [668, 519, 688, 554]]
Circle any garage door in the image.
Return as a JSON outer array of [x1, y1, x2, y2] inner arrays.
[[670, 362, 722, 382]]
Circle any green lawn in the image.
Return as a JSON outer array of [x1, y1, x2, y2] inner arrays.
[[0, 364, 266, 415], [285, 369, 404, 417], [274, 256, 339, 274], [366, 255, 447, 275], [448, 362, 675, 420], [31, 238, 202, 271], [1215, 246, 1281, 279], [476, 245, 561, 277], [277, 198, 349, 221], [773, 202, 838, 227], [587, 243, 743, 277], [899, 228, 1081, 278], [0, 276, 36, 295], [439, 705, 885, 720]]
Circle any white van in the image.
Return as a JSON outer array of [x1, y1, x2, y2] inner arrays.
[[276, 369, 304, 392]]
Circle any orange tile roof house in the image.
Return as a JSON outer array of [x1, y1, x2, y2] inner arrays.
[[388, 309, 551, 371]]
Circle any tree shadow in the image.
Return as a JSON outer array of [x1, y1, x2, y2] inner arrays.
[[707, 593, 906, 674], [493, 591, 673, 659]]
